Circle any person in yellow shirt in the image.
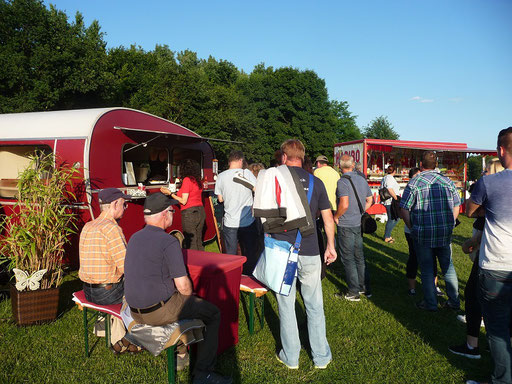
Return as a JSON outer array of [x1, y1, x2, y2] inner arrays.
[[313, 155, 341, 275]]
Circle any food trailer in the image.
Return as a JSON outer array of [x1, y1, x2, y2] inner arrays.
[[0, 108, 220, 266], [333, 139, 496, 214]]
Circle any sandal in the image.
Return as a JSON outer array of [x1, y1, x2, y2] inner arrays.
[[112, 338, 144, 355], [112, 339, 129, 355]]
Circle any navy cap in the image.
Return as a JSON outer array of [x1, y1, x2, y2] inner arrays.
[[144, 192, 179, 215], [98, 188, 131, 204]]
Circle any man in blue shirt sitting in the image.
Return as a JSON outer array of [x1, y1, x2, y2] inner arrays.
[[124, 193, 231, 384]]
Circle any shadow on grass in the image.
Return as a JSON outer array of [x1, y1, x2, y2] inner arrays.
[[360, 233, 491, 382]]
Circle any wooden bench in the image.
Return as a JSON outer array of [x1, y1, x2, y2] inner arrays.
[[72, 290, 203, 383]]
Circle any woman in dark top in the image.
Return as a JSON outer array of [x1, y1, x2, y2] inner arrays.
[[162, 159, 205, 250]]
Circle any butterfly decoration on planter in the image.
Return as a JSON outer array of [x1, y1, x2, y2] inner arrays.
[[12, 269, 47, 291]]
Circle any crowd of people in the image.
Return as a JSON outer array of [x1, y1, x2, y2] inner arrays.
[[78, 128, 512, 384]]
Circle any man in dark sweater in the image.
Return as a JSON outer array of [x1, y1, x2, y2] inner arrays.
[[124, 192, 231, 384]]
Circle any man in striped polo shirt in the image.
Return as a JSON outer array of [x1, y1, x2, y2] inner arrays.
[[79, 188, 131, 305], [400, 151, 461, 311]]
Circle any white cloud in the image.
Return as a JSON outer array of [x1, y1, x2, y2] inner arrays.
[[449, 97, 463, 103], [410, 96, 434, 103]]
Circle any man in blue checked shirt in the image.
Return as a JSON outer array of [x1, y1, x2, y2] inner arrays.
[[400, 151, 461, 311]]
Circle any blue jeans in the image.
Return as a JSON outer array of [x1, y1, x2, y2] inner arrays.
[[83, 280, 124, 305], [384, 204, 399, 239], [338, 226, 370, 295], [479, 269, 512, 384], [223, 221, 261, 275], [414, 241, 459, 310], [276, 255, 332, 367]]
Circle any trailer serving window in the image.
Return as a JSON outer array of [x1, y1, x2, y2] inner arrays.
[[171, 148, 203, 180], [0, 145, 52, 198], [122, 144, 169, 186]]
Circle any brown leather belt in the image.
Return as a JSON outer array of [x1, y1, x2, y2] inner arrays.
[[83, 282, 113, 289], [130, 297, 170, 314]]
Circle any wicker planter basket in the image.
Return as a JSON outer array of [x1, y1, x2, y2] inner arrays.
[[10, 284, 60, 325]]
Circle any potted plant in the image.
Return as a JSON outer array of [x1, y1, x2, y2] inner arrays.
[[0, 152, 81, 325]]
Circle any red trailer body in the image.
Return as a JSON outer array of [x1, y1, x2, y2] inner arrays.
[[334, 139, 496, 215], [0, 108, 219, 267]]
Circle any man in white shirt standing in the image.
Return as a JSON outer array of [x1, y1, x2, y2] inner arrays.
[[466, 127, 512, 384], [215, 150, 258, 274]]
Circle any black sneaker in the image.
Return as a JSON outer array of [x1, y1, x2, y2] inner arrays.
[[448, 343, 481, 359], [407, 289, 416, 296], [193, 372, 233, 384], [442, 301, 460, 311], [416, 300, 438, 312]]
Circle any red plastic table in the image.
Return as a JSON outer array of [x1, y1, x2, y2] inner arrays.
[[182, 249, 246, 354]]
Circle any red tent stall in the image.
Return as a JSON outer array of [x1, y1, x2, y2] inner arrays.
[[333, 139, 496, 215]]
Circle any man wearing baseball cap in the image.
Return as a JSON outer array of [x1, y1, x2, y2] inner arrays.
[[124, 192, 231, 384], [79, 188, 131, 303], [79, 188, 139, 353]]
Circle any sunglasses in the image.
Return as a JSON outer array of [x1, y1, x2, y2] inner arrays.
[[167, 208, 175, 213]]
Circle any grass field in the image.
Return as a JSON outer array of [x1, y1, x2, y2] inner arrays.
[[0, 215, 492, 383]]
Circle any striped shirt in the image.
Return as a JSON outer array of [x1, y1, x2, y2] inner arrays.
[[400, 170, 461, 248], [78, 211, 127, 284]]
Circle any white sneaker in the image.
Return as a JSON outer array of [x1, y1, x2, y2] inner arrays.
[[275, 354, 298, 369], [314, 360, 331, 369]]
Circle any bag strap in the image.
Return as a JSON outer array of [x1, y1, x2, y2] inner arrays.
[[341, 175, 364, 215], [293, 174, 314, 253]]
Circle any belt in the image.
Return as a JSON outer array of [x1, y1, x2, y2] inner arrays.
[[130, 297, 170, 315], [84, 282, 113, 289]]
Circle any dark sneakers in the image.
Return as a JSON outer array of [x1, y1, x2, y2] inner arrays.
[[442, 301, 461, 311], [416, 300, 438, 312], [448, 344, 481, 359], [192, 372, 233, 384]]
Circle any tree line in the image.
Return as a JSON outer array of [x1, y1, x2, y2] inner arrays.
[[1, 0, 400, 166]]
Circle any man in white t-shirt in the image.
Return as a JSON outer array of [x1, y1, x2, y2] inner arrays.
[[215, 150, 259, 274], [466, 127, 512, 384]]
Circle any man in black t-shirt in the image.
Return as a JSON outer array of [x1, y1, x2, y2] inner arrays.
[[124, 193, 232, 384], [266, 139, 337, 370]]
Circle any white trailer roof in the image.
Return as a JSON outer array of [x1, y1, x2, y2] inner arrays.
[[0, 107, 200, 141]]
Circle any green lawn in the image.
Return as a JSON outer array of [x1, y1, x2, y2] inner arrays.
[[0, 215, 491, 383]]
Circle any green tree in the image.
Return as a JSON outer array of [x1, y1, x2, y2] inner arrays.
[[329, 100, 362, 143], [0, 0, 109, 112], [363, 116, 400, 140], [467, 155, 482, 181]]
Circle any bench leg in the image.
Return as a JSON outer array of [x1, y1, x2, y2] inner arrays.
[[105, 313, 111, 348], [83, 307, 89, 358], [167, 344, 176, 384], [248, 292, 255, 335]]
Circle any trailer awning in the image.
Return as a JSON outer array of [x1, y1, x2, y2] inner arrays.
[[391, 145, 496, 155], [114, 126, 243, 144]]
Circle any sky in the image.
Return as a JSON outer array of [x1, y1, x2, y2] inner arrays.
[[43, 0, 512, 150]]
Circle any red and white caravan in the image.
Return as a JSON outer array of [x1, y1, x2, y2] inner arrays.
[[0, 108, 219, 266]]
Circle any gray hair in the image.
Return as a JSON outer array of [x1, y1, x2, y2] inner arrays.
[[144, 210, 167, 224], [340, 154, 355, 170]]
